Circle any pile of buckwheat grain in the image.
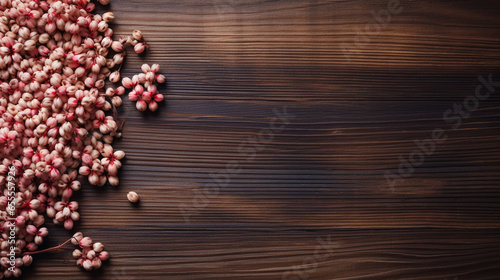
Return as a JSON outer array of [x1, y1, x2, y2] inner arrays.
[[0, 0, 166, 277]]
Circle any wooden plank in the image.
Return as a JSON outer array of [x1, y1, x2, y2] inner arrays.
[[23, 229, 500, 280], [111, 0, 500, 101], [22, 0, 500, 279]]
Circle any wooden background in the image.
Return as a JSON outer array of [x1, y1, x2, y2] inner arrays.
[[23, 0, 500, 279]]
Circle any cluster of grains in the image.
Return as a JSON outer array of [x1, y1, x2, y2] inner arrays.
[[0, 0, 164, 277], [71, 232, 108, 271], [123, 63, 165, 111]]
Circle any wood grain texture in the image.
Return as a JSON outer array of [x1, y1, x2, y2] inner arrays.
[[23, 0, 500, 279]]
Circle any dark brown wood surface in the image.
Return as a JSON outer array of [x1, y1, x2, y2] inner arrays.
[[23, 0, 500, 279]]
